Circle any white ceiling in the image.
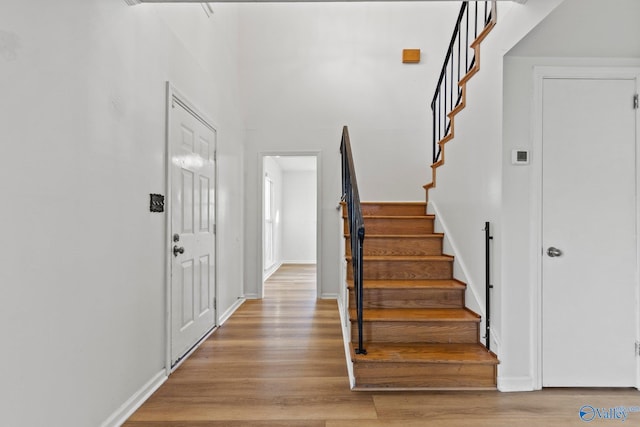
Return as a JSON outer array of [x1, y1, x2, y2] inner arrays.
[[137, 0, 523, 3]]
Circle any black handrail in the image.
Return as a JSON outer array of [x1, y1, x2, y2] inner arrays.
[[432, 1, 496, 164], [484, 221, 493, 351], [340, 126, 366, 355]]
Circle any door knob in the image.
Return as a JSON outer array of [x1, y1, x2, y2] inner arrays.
[[547, 247, 562, 257], [173, 245, 185, 257]]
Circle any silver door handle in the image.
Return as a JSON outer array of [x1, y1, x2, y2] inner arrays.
[[547, 247, 562, 257], [173, 245, 185, 257]]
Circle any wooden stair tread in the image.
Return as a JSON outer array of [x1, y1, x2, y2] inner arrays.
[[361, 202, 426, 206], [360, 255, 453, 262], [352, 343, 498, 365], [363, 215, 434, 220], [347, 279, 465, 290], [344, 233, 444, 238], [349, 308, 480, 322]]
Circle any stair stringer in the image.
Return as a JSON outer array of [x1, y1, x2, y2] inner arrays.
[[424, 19, 496, 201], [428, 200, 501, 354]]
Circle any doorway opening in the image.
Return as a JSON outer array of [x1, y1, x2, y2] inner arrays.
[[261, 154, 319, 298]]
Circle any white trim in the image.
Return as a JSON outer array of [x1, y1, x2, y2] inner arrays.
[[531, 66, 640, 389], [165, 82, 219, 373], [258, 152, 322, 299], [636, 75, 640, 391], [497, 376, 535, 392], [320, 292, 338, 299], [338, 295, 356, 389], [219, 297, 246, 326], [428, 200, 502, 353], [100, 369, 166, 427], [282, 260, 317, 265], [263, 261, 283, 282]]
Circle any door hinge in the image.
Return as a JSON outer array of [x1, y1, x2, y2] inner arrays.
[[214, 297, 217, 310], [213, 224, 216, 234], [634, 94, 638, 109], [635, 341, 640, 356]]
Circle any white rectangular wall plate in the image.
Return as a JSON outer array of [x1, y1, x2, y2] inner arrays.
[[511, 149, 530, 165]]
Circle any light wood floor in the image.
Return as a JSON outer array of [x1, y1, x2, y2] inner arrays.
[[125, 264, 639, 426]]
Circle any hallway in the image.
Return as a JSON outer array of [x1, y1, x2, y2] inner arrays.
[[124, 264, 640, 426]]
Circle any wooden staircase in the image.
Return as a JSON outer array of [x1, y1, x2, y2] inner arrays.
[[343, 202, 498, 389]]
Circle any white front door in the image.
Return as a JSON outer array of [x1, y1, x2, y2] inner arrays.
[[169, 95, 216, 366], [542, 77, 637, 386]]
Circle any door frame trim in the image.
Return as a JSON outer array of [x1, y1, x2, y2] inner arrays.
[[164, 82, 219, 375], [531, 66, 640, 389], [257, 151, 322, 299]]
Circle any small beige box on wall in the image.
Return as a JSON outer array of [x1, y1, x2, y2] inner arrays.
[[402, 49, 421, 63]]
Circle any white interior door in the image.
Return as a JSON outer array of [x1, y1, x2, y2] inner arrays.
[[170, 97, 216, 366], [542, 77, 637, 386]]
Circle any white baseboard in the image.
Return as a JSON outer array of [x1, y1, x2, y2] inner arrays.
[[100, 369, 166, 427], [244, 293, 259, 299], [263, 261, 283, 281], [282, 260, 317, 264], [498, 376, 536, 392], [320, 293, 338, 299], [219, 297, 246, 325]]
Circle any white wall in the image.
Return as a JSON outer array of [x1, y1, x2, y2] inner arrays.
[[501, 54, 640, 391], [501, 0, 640, 391], [241, 2, 462, 300], [429, 0, 562, 388], [430, 0, 640, 391], [426, 0, 566, 391], [0, 1, 244, 426], [282, 170, 317, 263]]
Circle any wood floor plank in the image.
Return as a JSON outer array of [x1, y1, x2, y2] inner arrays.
[[370, 389, 640, 426], [125, 264, 378, 424], [125, 264, 640, 426]]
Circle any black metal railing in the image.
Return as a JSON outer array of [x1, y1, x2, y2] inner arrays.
[[483, 221, 493, 351], [431, 1, 497, 164], [340, 126, 366, 355]]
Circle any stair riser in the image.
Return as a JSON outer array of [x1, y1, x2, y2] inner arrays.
[[353, 363, 497, 389], [351, 321, 478, 344], [343, 204, 427, 217], [349, 288, 463, 309], [360, 203, 427, 216], [347, 260, 452, 280], [345, 237, 443, 257], [343, 218, 434, 235]]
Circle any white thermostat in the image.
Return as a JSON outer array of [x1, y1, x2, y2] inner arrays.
[[511, 149, 530, 165]]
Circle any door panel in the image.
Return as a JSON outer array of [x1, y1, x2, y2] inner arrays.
[[542, 77, 637, 386], [181, 259, 194, 329], [170, 99, 216, 366], [200, 255, 210, 315], [182, 169, 194, 233]]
